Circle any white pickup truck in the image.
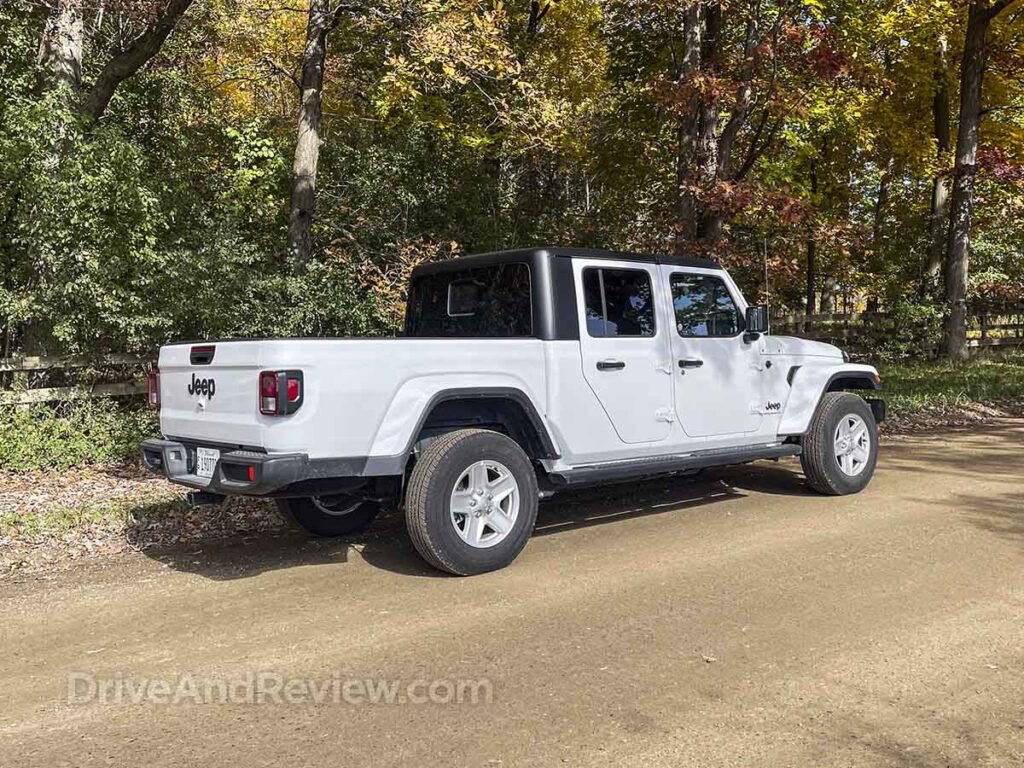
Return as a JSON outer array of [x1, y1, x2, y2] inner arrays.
[[142, 247, 884, 574]]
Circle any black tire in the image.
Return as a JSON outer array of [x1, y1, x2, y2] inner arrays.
[[800, 392, 879, 495], [277, 496, 380, 537], [405, 429, 539, 576]]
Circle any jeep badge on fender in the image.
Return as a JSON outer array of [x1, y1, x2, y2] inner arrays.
[[188, 373, 215, 398]]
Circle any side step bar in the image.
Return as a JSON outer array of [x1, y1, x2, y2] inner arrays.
[[548, 443, 802, 487]]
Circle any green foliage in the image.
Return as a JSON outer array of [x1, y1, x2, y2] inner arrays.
[[880, 352, 1024, 413], [0, 401, 157, 471], [869, 302, 945, 363], [1, 0, 1022, 356]]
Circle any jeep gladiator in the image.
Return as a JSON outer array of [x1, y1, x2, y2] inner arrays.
[[142, 247, 884, 574]]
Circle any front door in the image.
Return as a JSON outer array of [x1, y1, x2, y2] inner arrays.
[[575, 259, 674, 444], [662, 268, 764, 437]]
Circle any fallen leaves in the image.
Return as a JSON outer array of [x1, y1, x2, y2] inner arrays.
[[0, 462, 285, 575]]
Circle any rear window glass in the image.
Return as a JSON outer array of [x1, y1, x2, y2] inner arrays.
[[405, 262, 532, 337]]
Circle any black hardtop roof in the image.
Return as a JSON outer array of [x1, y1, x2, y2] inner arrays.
[[411, 246, 721, 276]]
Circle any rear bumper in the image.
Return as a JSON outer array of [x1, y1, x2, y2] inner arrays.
[[141, 438, 405, 496], [141, 438, 307, 496]]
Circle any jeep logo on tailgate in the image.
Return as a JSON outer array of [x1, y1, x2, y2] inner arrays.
[[188, 373, 216, 398]]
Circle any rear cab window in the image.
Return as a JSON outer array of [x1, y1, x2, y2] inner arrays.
[[405, 262, 532, 337]]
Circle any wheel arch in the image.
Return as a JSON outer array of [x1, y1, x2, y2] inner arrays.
[[824, 372, 881, 393], [364, 386, 558, 477], [779, 364, 881, 437], [411, 388, 559, 461]]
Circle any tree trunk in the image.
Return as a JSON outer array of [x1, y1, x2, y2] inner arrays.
[[805, 238, 816, 315], [526, 1, 551, 37], [944, 0, 1012, 360], [28, 0, 83, 354], [923, 35, 951, 295], [871, 167, 891, 253], [716, 10, 758, 180], [288, 0, 335, 273], [864, 166, 891, 312], [36, 0, 83, 94], [696, 1, 722, 243], [673, 3, 702, 253], [820, 275, 836, 313], [805, 156, 817, 315]]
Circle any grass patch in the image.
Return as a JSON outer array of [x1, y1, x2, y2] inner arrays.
[[1, 463, 283, 572], [878, 352, 1024, 414], [0, 498, 186, 541]]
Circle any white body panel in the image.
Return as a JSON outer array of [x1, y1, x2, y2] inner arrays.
[[776, 361, 879, 435], [161, 339, 550, 460], [156, 264, 879, 474]]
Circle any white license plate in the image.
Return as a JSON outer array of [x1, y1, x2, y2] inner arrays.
[[195, 447, 220, 480]]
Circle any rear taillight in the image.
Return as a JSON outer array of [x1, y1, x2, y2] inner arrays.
[[259, 371, 277, 414], [259, 370, 304, 416], [147, 368, 160, 409]]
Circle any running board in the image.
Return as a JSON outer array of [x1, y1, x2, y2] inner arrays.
[[548, 443, 802, 487]]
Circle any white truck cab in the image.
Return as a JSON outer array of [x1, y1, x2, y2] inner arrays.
[[143, 247, 884, 574]]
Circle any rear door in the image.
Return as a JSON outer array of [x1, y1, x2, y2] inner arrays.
[[574, 259, 674, 444], [158, 341, 266, 446]]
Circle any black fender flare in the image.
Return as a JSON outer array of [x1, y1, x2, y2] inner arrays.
[[824, 371, 881, 393], [405, 386, 560, 461], [816, 371, 885, 426]]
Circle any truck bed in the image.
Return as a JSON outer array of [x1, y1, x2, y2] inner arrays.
[[158, 339, 548, 459]]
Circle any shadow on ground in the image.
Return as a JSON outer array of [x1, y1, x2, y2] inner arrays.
[[138, 459, 817, 581]]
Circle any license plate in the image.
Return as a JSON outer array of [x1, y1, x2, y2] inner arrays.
[[195, 447, 220, 480]]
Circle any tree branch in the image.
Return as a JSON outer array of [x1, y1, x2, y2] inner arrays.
[[264, 56, 301, 90], [80, 0, 196, 120], [983, 0, 1017, 19]]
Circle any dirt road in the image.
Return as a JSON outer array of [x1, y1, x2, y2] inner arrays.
[[2, 422, 1022, 767]]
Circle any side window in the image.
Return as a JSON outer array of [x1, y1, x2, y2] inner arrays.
[[670, 273, 741, 337], [582, 267, 656, 338]]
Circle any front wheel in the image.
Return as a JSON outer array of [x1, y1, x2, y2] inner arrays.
[[405, 429, 539, 575], [800, 392, 879, 495], [277, 495, 380, 537]]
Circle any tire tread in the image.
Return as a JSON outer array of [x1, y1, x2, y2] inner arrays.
[[406, 429, 495, 575], [800, 392, 877, 495]]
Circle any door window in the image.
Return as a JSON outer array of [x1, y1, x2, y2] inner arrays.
[[670, 273, 741, 337], [582, 268, 656, 337]]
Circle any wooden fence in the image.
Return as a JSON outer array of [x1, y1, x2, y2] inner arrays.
[[0, 354, 150, 406], [770, 306, 1024, 357]]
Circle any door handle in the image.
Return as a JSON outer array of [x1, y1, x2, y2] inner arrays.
[[678, 358, 704, 369], [596, 360, 626, 371]]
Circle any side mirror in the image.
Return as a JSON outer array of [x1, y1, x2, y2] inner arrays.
[[744, 305, 769, 341]]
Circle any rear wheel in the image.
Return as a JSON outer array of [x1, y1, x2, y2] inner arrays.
[[405, 429, 539, 575], [277, 495, 380, 537], [800, 392, 879, 495]]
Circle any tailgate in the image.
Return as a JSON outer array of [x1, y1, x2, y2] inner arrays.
[[158, 342, 266, 446]]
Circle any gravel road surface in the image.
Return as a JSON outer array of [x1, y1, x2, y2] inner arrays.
[[2, 422, 1022, 767]]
